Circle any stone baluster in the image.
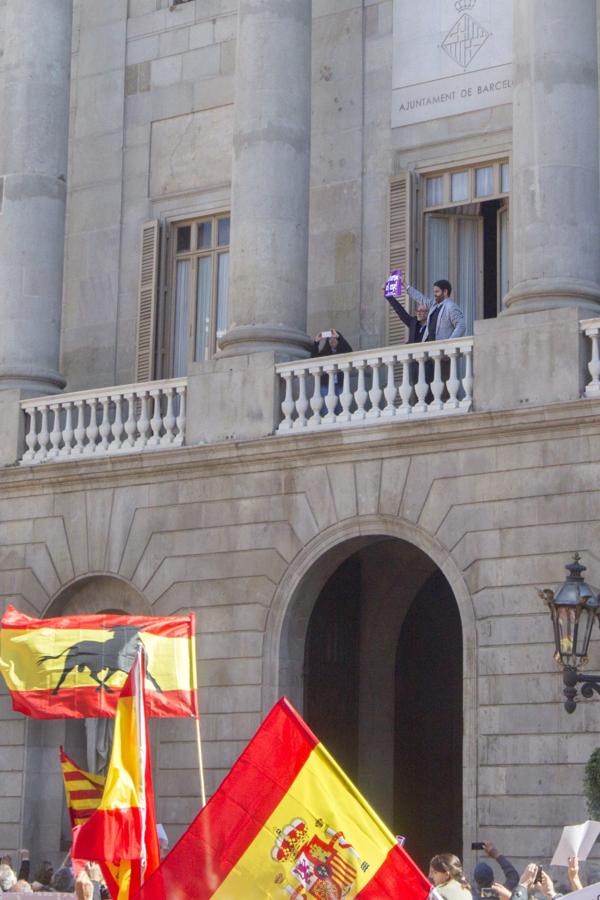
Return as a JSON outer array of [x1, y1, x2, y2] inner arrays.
[[148, 390, 162, 445], [22, 408, 38, 462], [48, 404, 62, 458], [293, 369, 309, 430], [86, 399, 99, 455], [428, 351, 444, 411], [37, 406, 50, 461], [175, 386, 186, 445], [413, 352, 429, 413], [382, 358, 397, 417], [337, 363, 353, 422], [124, 392, 137, 448], [367, 358, 382, 419], [72, 400, 86, 455], [585, 327, 600, 396], [111, 395, 124, 451], [161, 388, 176, 445], [444, 348, 461, 410], [398, 357, 413, 415], [137, 391, 151, 447], [60, 402, 74, 457], [460, 346, 474, 410], [278, 372, 295, 432], [352, 360, 368, 421], [308, 369, 323, 428], [323, 365, 338, 424], [98, 397, 111, 453]]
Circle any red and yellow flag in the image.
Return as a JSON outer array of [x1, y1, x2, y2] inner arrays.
[[0, 605, 197, 718], [60, 747, 105, 828], [72, 648, 161, 900], [133, 698, 431, 899]]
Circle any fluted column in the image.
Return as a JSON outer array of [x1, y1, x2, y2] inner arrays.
[[219, 0, 312, 359], [0, 0, 71, 391], [504, 0, 600, 315]]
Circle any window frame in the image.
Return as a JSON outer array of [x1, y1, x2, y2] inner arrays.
[[422, 158, 510, 213], [162, 212, 230, 377], [417, 155, 511, 318]]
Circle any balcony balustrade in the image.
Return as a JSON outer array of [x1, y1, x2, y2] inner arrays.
[[275, 338, 474, 433], [20, 378, 186, 465]]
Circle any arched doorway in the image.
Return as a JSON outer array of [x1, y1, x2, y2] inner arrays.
[[301, 537, 464, 868]]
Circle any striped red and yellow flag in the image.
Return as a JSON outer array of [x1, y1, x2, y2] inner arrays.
[[60, 747, 105, 828], [73, 648, 161, 900], [133, 698, 431, 899], [0, 605, 197, 718]]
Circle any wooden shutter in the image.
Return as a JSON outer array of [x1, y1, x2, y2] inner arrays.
[[135, 220, 160, 382], [386, 172, 413, 346]]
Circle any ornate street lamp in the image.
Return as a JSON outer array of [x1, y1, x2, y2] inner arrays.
[[539, 553, 600, 713]]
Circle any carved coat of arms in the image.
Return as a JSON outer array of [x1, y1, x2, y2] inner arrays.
[[442, 0, 490, 70]]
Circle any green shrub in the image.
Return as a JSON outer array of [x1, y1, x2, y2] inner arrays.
[[584, 748, 600, 818]]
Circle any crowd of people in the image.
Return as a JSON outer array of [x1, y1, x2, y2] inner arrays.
[[0, 851, 109, 897], [429, 841, 587, 900]]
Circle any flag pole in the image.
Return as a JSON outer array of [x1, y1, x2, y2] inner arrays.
[[194, 715, 207, 808]]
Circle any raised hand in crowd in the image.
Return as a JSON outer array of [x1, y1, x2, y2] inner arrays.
[[568, 856, 583, 892]]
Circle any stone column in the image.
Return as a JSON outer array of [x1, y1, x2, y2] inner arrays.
[[219, 0, 312, 359], [0, 0, 71, 392], [504, 0, 600, 314]]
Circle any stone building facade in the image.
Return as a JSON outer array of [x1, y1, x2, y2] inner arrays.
[[1, 0, 600, 881]]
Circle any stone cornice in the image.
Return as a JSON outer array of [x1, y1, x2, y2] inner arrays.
[[1, 398, 600, 496]]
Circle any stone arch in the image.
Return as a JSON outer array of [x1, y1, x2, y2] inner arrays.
[[45, 573, 151, 618], [262, 514, 477, 859]]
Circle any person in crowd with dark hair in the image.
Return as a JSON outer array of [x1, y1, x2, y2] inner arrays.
[[406, 278, 466, 340], [473, 841, 519, 900], [311, 328, 353, 413], [429, 853, 473, 900], [31, 860, 53, 892]]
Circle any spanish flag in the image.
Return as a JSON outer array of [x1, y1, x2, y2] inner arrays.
[[72, 648, 161, 900], [60, 747, 105, 828], [0, 605, 197, 718], [133, 698, 431, 899]]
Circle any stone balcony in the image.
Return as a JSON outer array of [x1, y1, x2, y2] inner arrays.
[[7, 311, 600, 467]]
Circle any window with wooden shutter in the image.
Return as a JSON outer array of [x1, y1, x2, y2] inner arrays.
[[135, 220, 160, 382], [387, 172, 413, 346]]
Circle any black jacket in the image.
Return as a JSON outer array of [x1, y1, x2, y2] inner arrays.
[[385, 296, 425, 344], [311, 333, 353, 388]]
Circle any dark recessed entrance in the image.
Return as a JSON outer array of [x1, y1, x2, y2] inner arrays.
[[302, 540, 463, 871], [395, 568, 463, 870]]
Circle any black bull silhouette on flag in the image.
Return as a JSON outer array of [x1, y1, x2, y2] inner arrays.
[[37, 625, 163, 694]]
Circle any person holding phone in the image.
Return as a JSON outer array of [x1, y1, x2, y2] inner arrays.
[[509, 863, 561, 900], [311, 328, 353, 412], [473, 840, 519, 899]]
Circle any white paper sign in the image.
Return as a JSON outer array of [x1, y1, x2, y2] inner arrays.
[[551, 821, 600, 867], [392, 0, 513, 127], [554, 883, 600, 900]]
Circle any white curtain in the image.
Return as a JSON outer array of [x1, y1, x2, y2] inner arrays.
[[216, 251, 229, 341], [173, 259, 190, 377], [195, 256, 213, 361], [426, 217, 449, 289], [456, 218, 478, 337]]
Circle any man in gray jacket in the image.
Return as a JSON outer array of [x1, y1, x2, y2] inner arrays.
[[406, 278, 466, 340]]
